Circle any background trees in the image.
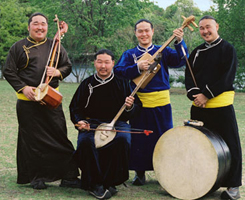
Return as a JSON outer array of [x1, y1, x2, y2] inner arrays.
[[0, 0, 244, 90]]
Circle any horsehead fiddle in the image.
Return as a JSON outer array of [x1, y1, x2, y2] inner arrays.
[[35, 15, 68, 109]]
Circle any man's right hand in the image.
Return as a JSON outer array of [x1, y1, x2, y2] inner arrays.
[[138, 59, 150, 71], [22, 86, 36, 101], [76, 121, 90, 131]]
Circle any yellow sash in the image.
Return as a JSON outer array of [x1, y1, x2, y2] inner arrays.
[[137, 90, 170, 108], [16, 87, 60, 101], [193, 91, 234, 108]]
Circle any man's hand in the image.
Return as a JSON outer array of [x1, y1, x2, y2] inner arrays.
[[173, 28, 184, 42], [193, 93, 208, 108], [137, 59, 150, 71], [22, 86, 36, 101], [125, 96, 135, 110], [76, 120, 90, 131], [46, 66, 61, 77]]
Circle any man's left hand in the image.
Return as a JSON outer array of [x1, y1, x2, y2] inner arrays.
[[173, 28, 184, 42], [193, 93, 208, 108], [125, 96, 135, 109], [46, 66, 61, 77]]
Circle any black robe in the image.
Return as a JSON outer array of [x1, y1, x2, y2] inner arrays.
[[69, 73, 142, 189], [185, 37, 242, 187], [3, 36, 78, 184]]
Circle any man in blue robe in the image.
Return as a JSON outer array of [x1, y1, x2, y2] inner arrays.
[[114, 19, 188, 185]]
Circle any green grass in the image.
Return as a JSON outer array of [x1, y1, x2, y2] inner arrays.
[[0, 80, 244, 200]]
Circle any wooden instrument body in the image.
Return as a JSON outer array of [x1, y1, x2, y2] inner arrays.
[[133, 52, 161, 88], [35, 83, 62, 109], [35, 16, 67, 109], [153, 125, 230, 200], [94, 122, 116, 148]]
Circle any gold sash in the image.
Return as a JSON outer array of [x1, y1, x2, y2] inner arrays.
[[193, 91, 234, 108], [16, 87, 60, 101], [137, 90, 170, 108]]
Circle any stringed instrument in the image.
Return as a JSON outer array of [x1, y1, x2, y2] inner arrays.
[[35, 15, 68, 109], [94, 54, 162, 148], [133, 15, 198, 89]]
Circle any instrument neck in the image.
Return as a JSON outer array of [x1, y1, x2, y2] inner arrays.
[[45, 41, 59, 84], [152, 34, 176, 59]]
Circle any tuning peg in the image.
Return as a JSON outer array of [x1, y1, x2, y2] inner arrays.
[[187, 25, 194, 31], [191, 21, 198, 28], [181, 15, 198, 31], [53, 14, 58, 22]]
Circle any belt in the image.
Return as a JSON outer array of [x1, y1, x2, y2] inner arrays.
[[16, 86, 60, 101], [193, 91, 234, 108], [137, 90, 170, 108]]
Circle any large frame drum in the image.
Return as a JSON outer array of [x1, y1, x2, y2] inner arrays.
[[153, 125, 231, 200]]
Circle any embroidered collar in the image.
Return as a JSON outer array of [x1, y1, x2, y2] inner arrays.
[[27, 36, 47, 44], [137, 44, 154, 53], [205, 37, 221, 48], [193, 37, 222, 66], [94, 73, 114, 84]]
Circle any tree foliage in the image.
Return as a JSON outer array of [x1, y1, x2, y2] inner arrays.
[[0, 0, 34, 78], [0, 0, 245, 88], [212, 0, 245, 90]]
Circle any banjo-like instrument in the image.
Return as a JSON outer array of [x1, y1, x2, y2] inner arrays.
[[94, 55, 162, 148]]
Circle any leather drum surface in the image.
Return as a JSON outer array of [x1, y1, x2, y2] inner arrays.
[[153, 125, 230, 200]]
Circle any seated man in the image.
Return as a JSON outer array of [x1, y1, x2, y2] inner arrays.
[[69, 49, 142, 199]]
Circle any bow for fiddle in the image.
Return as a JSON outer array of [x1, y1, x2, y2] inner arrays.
[[35, 15, 68, 109]]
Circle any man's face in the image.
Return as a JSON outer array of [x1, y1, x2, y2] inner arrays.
[[94, 54, 114, 79], [199, 19, 219, 43], [28, 15, 48, 42], [135, 21, 154, 48]]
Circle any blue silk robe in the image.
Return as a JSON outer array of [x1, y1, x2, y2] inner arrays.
[[114, 41, 188, 170]]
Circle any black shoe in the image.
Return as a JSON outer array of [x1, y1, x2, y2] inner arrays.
[[221, 187, 241, 199], [59, 178, 82, 188], [108, 186, 118, 196], [132, 173, 145, 186], [31, 181, 47, 189], [88, 185, 111, 199]]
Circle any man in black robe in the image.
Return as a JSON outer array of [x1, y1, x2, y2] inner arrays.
[[69, 49, 142, 199], [3, 12, 80, 189], [185, 15, 242, 199]]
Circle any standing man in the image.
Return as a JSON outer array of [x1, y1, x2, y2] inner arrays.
[[114, 19, 188, 185], [69, 49, 142, 199], [185, 15, 242, 199], [3, 12, 80, 189]]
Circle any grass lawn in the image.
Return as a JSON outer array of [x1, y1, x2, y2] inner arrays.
[[0, 80, 244, 200]]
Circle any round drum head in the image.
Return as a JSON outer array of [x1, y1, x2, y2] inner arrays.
[[153, 126, 219, 200]]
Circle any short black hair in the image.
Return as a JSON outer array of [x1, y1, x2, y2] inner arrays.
[[94, 49, 115, 61], [134, 19, 153, 31], [28, 12, 48, 25], [199, 15, 217, 23]]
